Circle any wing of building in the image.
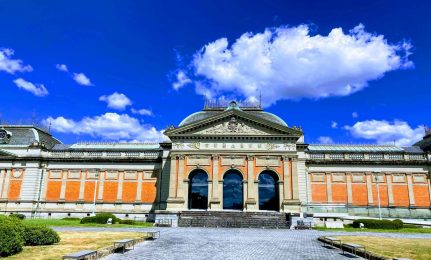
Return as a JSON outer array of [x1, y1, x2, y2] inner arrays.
[[0, 101, 430, 221]]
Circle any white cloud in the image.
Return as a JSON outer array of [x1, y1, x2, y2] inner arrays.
[[131, 108, 153, 116], [56, 64, 68, 72], [73, 72, 92, 86], [13, 78, 48, 97], [352, 112, 359, 118], [43, 112, 165, 142], [345, 120, 424, 146], [331, 121, 338, 129], [172, 70, 192, 90], [318, 136, 334, 144], [99, 92, 132, 110], [185, 24, 413, 106], [0, 48, 33, 74]]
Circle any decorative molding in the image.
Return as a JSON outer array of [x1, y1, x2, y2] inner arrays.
[[124, 171, 137, 180], [187, 142, 200, 149], [311, 173, 325, 182], [195, 117, 269, 135], [68, 170, 80, 179], [49, 170, 62, 179], [172, 142, 184, 149], [12, 169, 22, 179], [221, 156, 245, 166], [284, 143, 296, 151], [106, 171, 118, 180], [332, 173, 345, 183], [352, 173, 365, 183], [187, 155, 211, 166], [256, 156, 280, 167], [413, 174, 426, 183], [393, 174, 406, 183]]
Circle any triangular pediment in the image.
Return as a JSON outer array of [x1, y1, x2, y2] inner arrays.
[[165, 109, 302, 138]]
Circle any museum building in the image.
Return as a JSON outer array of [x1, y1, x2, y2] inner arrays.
[[0, 101, 430, 221]]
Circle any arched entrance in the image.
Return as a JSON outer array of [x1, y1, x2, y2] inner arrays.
[[223, 170, 243, 210], [258, 171, 279, 211], [188, 170, 208, 209]]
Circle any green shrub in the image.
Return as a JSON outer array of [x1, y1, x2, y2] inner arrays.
[[80, 213, 119, 224], [119, 219, 136, 225], [10, 213, 26, 220], [22, 224, 60, 246], [62, 217, 80, 221], [0, 218, 24, 257], [352, 219, 403, 229], [0, 215, 24, 235]]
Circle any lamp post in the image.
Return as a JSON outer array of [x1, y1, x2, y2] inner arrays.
[[92, 169, 100, 216], [374, 172, 382, 220]]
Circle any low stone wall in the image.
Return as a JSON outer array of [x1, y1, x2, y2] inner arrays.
[[318, 236, 389, 260], [96, 235, 149, 258]]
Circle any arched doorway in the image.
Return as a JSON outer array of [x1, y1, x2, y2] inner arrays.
[[188, 170, 208, 209], [223, 170, 243, 210], [258, 171, 279, 211]]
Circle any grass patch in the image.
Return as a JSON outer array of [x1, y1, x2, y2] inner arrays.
[[315, 226, 431, 233], [334, 236, 431, 260], [23, 219, 153, 228], [8, 231, 145, 260]]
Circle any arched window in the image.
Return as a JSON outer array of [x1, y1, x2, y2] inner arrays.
[[188, 170, 208, 209], [223, 170, 243, 210], [258, 171, 279, 211]]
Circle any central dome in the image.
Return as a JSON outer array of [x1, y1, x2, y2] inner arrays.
[[178, 105, 288, 127]]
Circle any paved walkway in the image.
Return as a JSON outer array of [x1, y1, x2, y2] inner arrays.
[[53, 227, 431, 260]]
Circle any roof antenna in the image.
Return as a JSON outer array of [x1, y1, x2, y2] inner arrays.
[[259, 90, 262, 109]]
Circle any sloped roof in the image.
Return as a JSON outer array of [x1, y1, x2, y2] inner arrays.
[[308, 144, 404, 152], [0, 125, 61, 149]]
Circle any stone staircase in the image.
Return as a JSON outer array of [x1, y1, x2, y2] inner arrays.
[[178, 211, 291, 229]]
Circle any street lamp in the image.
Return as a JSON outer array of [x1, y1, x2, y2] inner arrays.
[[373, 172, 382, 220], [92, 169, 100, 216]]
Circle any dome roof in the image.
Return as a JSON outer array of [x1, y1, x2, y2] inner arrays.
[[178, 110, 288, 127]]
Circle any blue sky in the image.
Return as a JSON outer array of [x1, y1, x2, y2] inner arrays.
[[0, 0, 430, 146]]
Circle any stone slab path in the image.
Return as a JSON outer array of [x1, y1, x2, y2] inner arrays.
[[53, 227, 431, 260]]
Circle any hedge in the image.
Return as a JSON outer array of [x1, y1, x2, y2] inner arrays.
[[119, 219, 136, 225], [10, 213, 26, 220], [80, 213, 120, 224], [0, 216, 24, 257], [352, 219, 403, 229], [0, 215, 61, 257], [62, 217, 81, 221], [22, 224, 60, 246]]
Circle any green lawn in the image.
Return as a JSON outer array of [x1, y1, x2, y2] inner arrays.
[[23, 218, 154, 228], [315, 226, 431, 233]]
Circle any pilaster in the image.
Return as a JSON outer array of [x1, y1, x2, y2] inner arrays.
[[346, 172, 353, 205], [1, 169, 10, 199], [97, 171, 104, 202], [209, 154, 221, 210], [245, 155, 257, 211], [78, 170, 86, 201], [116, 171, 124, 203], [386, 173, 395, 207], [366, 173, 373, 206], [135, 171, 143, 203], [59, 170, 67, 201], [406, 173, 415, 208], [326, 172, 332, 203]]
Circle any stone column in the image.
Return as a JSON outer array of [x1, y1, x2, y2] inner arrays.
[[78, 170, 86, 201], [59, 170, 67, 201], [326, 172, 332, 203], [406, 173, 415, 207], [0, 169, 5, 199], [366, 173, 373, 206], [427, 172, 431, 208], [97, 171, 105, 202], [346, 173, 353, 205], [282, 156, 292, 200], [245, 155, 257, 210], [167, 155, 177, 199], [1, 169, 10, 199], [291, 158, 299, 200], [135, 171, 143, 203], [386, 173, 395, 207], [116, 171, 124, 203], [210, 154, 221, 210], [278, 180, 284, 211], [176, 155, 185, 198]]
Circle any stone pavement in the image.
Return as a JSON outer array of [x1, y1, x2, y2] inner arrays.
[[52, 227, 431, 260], [64, 227, 425, 260]]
